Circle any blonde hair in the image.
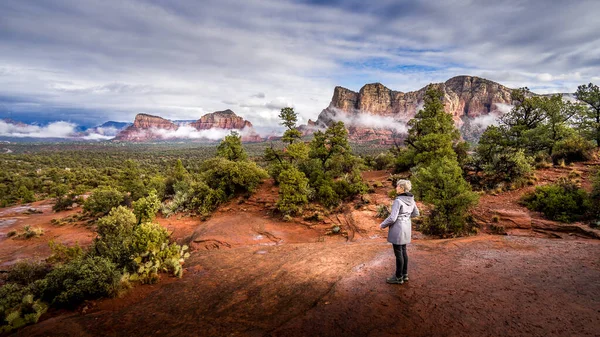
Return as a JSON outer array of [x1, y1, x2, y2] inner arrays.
[[396, 179, 412, 193]]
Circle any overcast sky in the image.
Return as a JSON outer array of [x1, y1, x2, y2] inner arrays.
[[1, 0, 599, 128]]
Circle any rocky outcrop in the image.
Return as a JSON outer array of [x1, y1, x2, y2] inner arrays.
[[115, 114, 178, 141], [190, 109, 253, 130], [313, 76, 514, 142], [114, 111, 262, 142]]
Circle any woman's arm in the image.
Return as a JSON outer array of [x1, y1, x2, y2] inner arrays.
[[411, 203, 420, 218], [380, 199, 400, 229]]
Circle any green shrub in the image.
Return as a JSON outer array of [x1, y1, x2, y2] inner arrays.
[[368, 152, 395, 170], [52, 184, 83, 212], [521, 178, 591, 222], [161, 157, 267, 218], [216, 131, 248, 162], [482, 149, 533, 188], [47, 241, 84, 264], [130, 222, 188, 283], [17, 186, 35, 204], [52, 192, 83, 212], [15, 226, 44, 239], [42, 256, 122, 308], [147, 174, 167, 201], [393, 147, 415, 173], [376, 204, 390, 219], [188, 181, 227, 216], [332, 172, 367, 201], [414, 157, 479, 236], [591, 169, 600, 221], [161, 190, 189, 218], [83, 186, 125, 216], [276, 167, 309, 215], [4, 261, 51, 286], [93, 206, 137, 267], [551, 134, 594, 164], [490, 223, 506, 235], [315, 181, 339, 208], [0, 283, 47, 333], [200, 158, 267, 196], [268, 161, 292, 185], [132, 190, 161, 223], [303, 212, 323, 222]]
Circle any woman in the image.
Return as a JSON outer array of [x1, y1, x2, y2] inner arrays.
[[379, 179, 419, 284]]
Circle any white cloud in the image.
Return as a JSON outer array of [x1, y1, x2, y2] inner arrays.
[[0, 0, 598, 128], [82, 133, 113, 140], [326, 108, 408, 134], [0, 120, 77, 138], [125, 125, 261, 141], [0, 120, 117, 140]]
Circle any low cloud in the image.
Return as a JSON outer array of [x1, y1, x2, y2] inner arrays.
[[493, 103, 513, 115], [0, 120, 114, 140], [155, 125, 233, 140], [126, 125, 260, 141], [0, 120, 76, 138], [326, 108, 408, 134], [82, 132, 113, 141], [469, 113, 501, 129]]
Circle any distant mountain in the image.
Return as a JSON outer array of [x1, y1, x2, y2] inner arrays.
[[83, 121, 132, 138], [114, 110, 262, 142], [310, 75, 518, 143], [0, 118, 130, 141], [172, 120, 197, 126], [95, 121, 132, 129]]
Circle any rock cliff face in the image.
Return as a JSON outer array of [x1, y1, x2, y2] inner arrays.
[[115, 114, 178, 141], [190, 110, 253, 130], [314, 76, 514, 142], [114, 111, 261, 142]]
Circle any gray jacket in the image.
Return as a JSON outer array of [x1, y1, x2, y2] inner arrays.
[[379, 193, 420, 245]]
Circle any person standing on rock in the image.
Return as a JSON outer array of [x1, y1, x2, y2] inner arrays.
[[380, 179, 419, 284]]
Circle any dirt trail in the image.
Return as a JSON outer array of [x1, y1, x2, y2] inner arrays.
[[3, 166, 600, 336]]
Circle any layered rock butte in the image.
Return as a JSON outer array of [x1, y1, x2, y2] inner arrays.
[[115, 110, 262, 142], [311, 75, 514, 143]]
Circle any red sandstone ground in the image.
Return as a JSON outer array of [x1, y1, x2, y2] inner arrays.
[[1, 165, 599, 337]]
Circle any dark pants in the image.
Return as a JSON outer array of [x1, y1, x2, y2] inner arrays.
[[392, 244, 408, 278]]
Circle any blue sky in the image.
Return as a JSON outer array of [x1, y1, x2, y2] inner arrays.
[[1, 0, 599, 128]]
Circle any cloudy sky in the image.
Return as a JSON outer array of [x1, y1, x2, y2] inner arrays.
[[1, 0, 599, 129]]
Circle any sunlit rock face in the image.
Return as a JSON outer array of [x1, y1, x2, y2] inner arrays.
[[312, 76, 514, 143], [190, 109, 253, 130], [115, 111, 262, 142], [115, 114, 177, 141]]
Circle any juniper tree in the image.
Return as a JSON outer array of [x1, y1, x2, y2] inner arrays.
[[575, 83, 600, 147], [309, 121, 351, 170], [217, 131, 248, 162], [413, 157, 478, 235]]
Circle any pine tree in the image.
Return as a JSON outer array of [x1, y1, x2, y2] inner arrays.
[[406, 86, 461, 166], [279, 107, 302, 145], [408, 86, 478, 235]]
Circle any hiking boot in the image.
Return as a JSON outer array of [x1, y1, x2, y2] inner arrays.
[[386, 276, 404, 284], [402, 275, 409, 282]]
